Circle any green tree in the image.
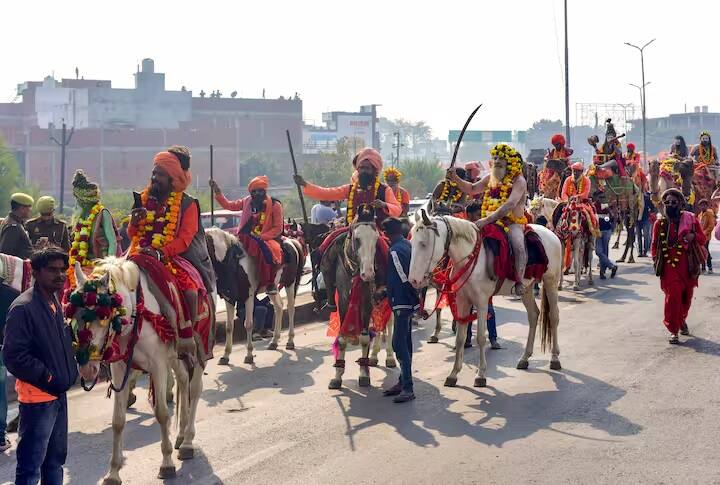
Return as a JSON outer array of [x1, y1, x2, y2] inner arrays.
[[302, 137, 357, 188], [0, 136, 22, 215], [398, 159, 444, 198]]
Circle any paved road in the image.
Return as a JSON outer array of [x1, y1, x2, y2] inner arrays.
[[1, 243, 719, 484]]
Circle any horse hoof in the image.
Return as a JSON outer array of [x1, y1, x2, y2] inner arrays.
[[102, 478, 122, 485], [368, 358, 379, 367], [550, 361, 562, 370], [628, 258, 635, 264], [474, 377, 487, 388], [244, 355, 254, 365], [285, 342, 295, 351], [218, 356, 230, 366], [177, 447, 195, 461], [174, 436, 183, 450], [444, 376, 457, 387], [157, 466, 176, 479], [572, 285, 579, 291], [617, 258, 625, 263], [267, 342, 278, 351], [328, 378, 342, 390], [516, 360, 529, 370], [386, 359, 397, 368], [428, 335, 439, 344], [358, 376, 371, 387]]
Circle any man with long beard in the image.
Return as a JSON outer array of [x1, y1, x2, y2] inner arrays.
[[448, 144, 529, 295], [128, 146, 215, 354], [651, 188, 706, 344], [294, 147, 401, 311], [210, 175, 284, 294]]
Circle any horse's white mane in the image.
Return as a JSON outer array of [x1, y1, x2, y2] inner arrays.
[[92, 257, 140, 292], [205, 226, 239, 262], [443, 216, 478, 244]]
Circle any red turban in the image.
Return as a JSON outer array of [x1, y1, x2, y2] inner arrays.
[[464, 161, 481, 180], [354, 148, 383, 173], [570, 162, 584, 171], [627, 143, 636, 152], [248, 175, 269, 192], [153, 151, 191, 192], [551, 134, 566, 146]]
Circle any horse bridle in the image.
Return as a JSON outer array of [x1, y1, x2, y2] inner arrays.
[[344, 221, 377, 277], [418, 215, 454, 284]]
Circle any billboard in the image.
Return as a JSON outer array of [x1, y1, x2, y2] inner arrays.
[[336, 114, 373, 148]]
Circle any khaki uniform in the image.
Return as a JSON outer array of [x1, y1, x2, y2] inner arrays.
[[0, 213, 33, 259], [25, 216, 70, 251]]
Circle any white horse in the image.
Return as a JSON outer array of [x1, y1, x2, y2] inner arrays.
[[528, 195, 560, 230], [72, 259, 204, 485], [555, 199, 596, 291], [409, 210, 563, 387], [0, 252, 31, 292], [205, 227, 302, 365]]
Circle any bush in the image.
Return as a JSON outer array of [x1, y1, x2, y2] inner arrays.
[[398, 159, 444, 198]]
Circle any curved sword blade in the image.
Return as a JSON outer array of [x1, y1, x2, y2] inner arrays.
[[450, 103, 483, 168]]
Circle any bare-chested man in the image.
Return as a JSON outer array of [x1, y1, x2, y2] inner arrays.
[[447, 144, 529, 295]]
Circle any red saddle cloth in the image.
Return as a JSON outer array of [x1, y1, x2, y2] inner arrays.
[[481, 224, 548, 284], [236, 233, 277, 288], [130, 254, 213, 360]]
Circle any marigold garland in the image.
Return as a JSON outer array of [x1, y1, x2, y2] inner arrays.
[[383, 167, 404, 203], [564, 176, 589, 198], [481, 144, 524, 232], [347, 177, 380, 222], [438, 181, 462, 204], [129, 189, 182, 274], [67, 203, 103, 288], [658, 221, 684, 269], [660, 158, 683, 187], [251, 210, 267, 236]]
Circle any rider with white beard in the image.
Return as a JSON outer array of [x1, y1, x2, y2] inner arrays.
[[448, 144, 529, 295]]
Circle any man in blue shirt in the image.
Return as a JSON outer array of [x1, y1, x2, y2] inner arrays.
[[310, 200, 337, 225], [381, 217, 420, 403]]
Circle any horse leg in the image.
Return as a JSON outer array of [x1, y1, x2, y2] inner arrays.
[[518, 288, 540, 369], [219, 299, 235, 365], [243, 296, 256, 364], [473, 303, 489, 388], [612, 223, 621, 249], [358, 331, 371, 387], [587, 239, 594, 286], [573, 238, 581, 291], [627, 222, 636, 263], [385, 314, 396, 368], [152, 364, 176, 479], [284, 283, 297, 350], [102, 362, 130, 485], [545, 283, 562, 370], [428, 309, 442, 343], [178, 357, 202, 460], [171, 358, 187, 450], [445, 299, 470, 387], [329, 337, 347, 389], [267, 291, 284, 351], [369, 327, 382, 367]]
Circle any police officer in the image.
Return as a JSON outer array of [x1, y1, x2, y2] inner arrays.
[[26, 196, 70, 251], [0, 193, 34, 259]]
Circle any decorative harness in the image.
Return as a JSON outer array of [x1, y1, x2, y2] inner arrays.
[[419, 216, 483, 324]]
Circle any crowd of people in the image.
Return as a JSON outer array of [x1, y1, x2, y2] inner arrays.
[[0, 132, 717, 482]]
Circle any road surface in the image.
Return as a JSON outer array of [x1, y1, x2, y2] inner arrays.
[[1, 242, 719, 484]]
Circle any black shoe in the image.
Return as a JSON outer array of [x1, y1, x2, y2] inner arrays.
[[490, 339, 502, 350], [599, 273, 607, 280], [611, 266, 618, 278], [260, 329, 274, 339], [680, 323, 689, 336], [393, 391, 416, 403], [464, 340, 473, 348], [325, 302, 337, 312], [251, 332, 263, 341], [383, 383, 402, 397]]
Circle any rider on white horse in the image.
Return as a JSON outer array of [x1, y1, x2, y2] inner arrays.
[[447, 143, 529, 295]]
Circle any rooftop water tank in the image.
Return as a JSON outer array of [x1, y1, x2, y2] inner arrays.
[[141, 58, 155, 74]]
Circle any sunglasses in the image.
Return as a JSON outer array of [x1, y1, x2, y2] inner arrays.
[[663, 199, 680, 206]]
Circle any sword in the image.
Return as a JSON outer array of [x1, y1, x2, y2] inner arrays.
[[449, 103, 483, 169]]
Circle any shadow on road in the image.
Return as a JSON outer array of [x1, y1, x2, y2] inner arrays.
[[679, 335, 720, 357]]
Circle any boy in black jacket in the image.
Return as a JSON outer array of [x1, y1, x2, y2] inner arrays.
[[381, 218, 420, 403], [4, 247, 77, 484]]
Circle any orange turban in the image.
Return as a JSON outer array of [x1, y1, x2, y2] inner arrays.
[[570, 162, 584, 171], [248, 175, 269, 192], [354, 148, 383, 173], [153, 151, 192, 192]]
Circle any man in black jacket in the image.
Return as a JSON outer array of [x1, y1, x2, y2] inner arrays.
[[4, 247, 78, 484], [0, 283, 20, 452]]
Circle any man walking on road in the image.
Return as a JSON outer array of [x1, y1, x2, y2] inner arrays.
[[4, 247, 78, 484], [381, 217, 420, 403], [697, 199, 715, 273], [595, 201, 618, 279], [651, 189, 707, 344]]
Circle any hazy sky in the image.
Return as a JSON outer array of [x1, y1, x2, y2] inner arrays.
[[2, 0, 715, 139]]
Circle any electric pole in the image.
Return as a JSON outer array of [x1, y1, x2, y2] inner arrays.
[[564, 0, 571, 146], [392, 132, 404, 168], [50, 119, 75, 214], [625, 39, 655, 167]]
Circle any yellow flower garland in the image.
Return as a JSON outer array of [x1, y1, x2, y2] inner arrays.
[[67, 203, 103, 287], [347, 177, 380, 222], [438, 181, 462, 204], [129, 190, 182, 274], [251, 210, 267, 236], [481, 144, 525, 232]]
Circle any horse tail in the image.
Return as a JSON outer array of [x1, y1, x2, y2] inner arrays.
[[539, 283, 553, 353]]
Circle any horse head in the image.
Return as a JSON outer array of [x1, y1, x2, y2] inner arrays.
[[68, 259, 138, 383], [350, 208, 379, 282], [408, 209, 447, 289]]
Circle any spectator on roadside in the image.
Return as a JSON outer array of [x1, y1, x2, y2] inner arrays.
[[310, 200, 337, 225], [118, 216, 131, 253], [595, 200, 619, 279], [4, 247, 78, 484], [697, 199, 715, 274], [0, 193, 35, 260], [636, 192, 655, 258], [25, 196, 70, 251], [0, 283, 21, 452]]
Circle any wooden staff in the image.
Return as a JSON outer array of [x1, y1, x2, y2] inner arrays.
[[210, 144, 215, 227], [287, 130, 308, 223]]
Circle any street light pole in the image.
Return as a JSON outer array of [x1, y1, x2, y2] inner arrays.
[[625, 38, 655, 166], [564, 0, 571, 146], [50, 119, 75, 214]]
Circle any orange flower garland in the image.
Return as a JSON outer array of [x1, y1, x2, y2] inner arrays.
[[129, 189, 182, 274], [481, 144, 524, 233], [565, 176, 588, 198]]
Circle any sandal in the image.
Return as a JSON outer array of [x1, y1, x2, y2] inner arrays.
[[669, 334, 679, 345]]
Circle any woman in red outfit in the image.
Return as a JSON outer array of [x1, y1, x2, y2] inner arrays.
[[651, 188, 707, 344]]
